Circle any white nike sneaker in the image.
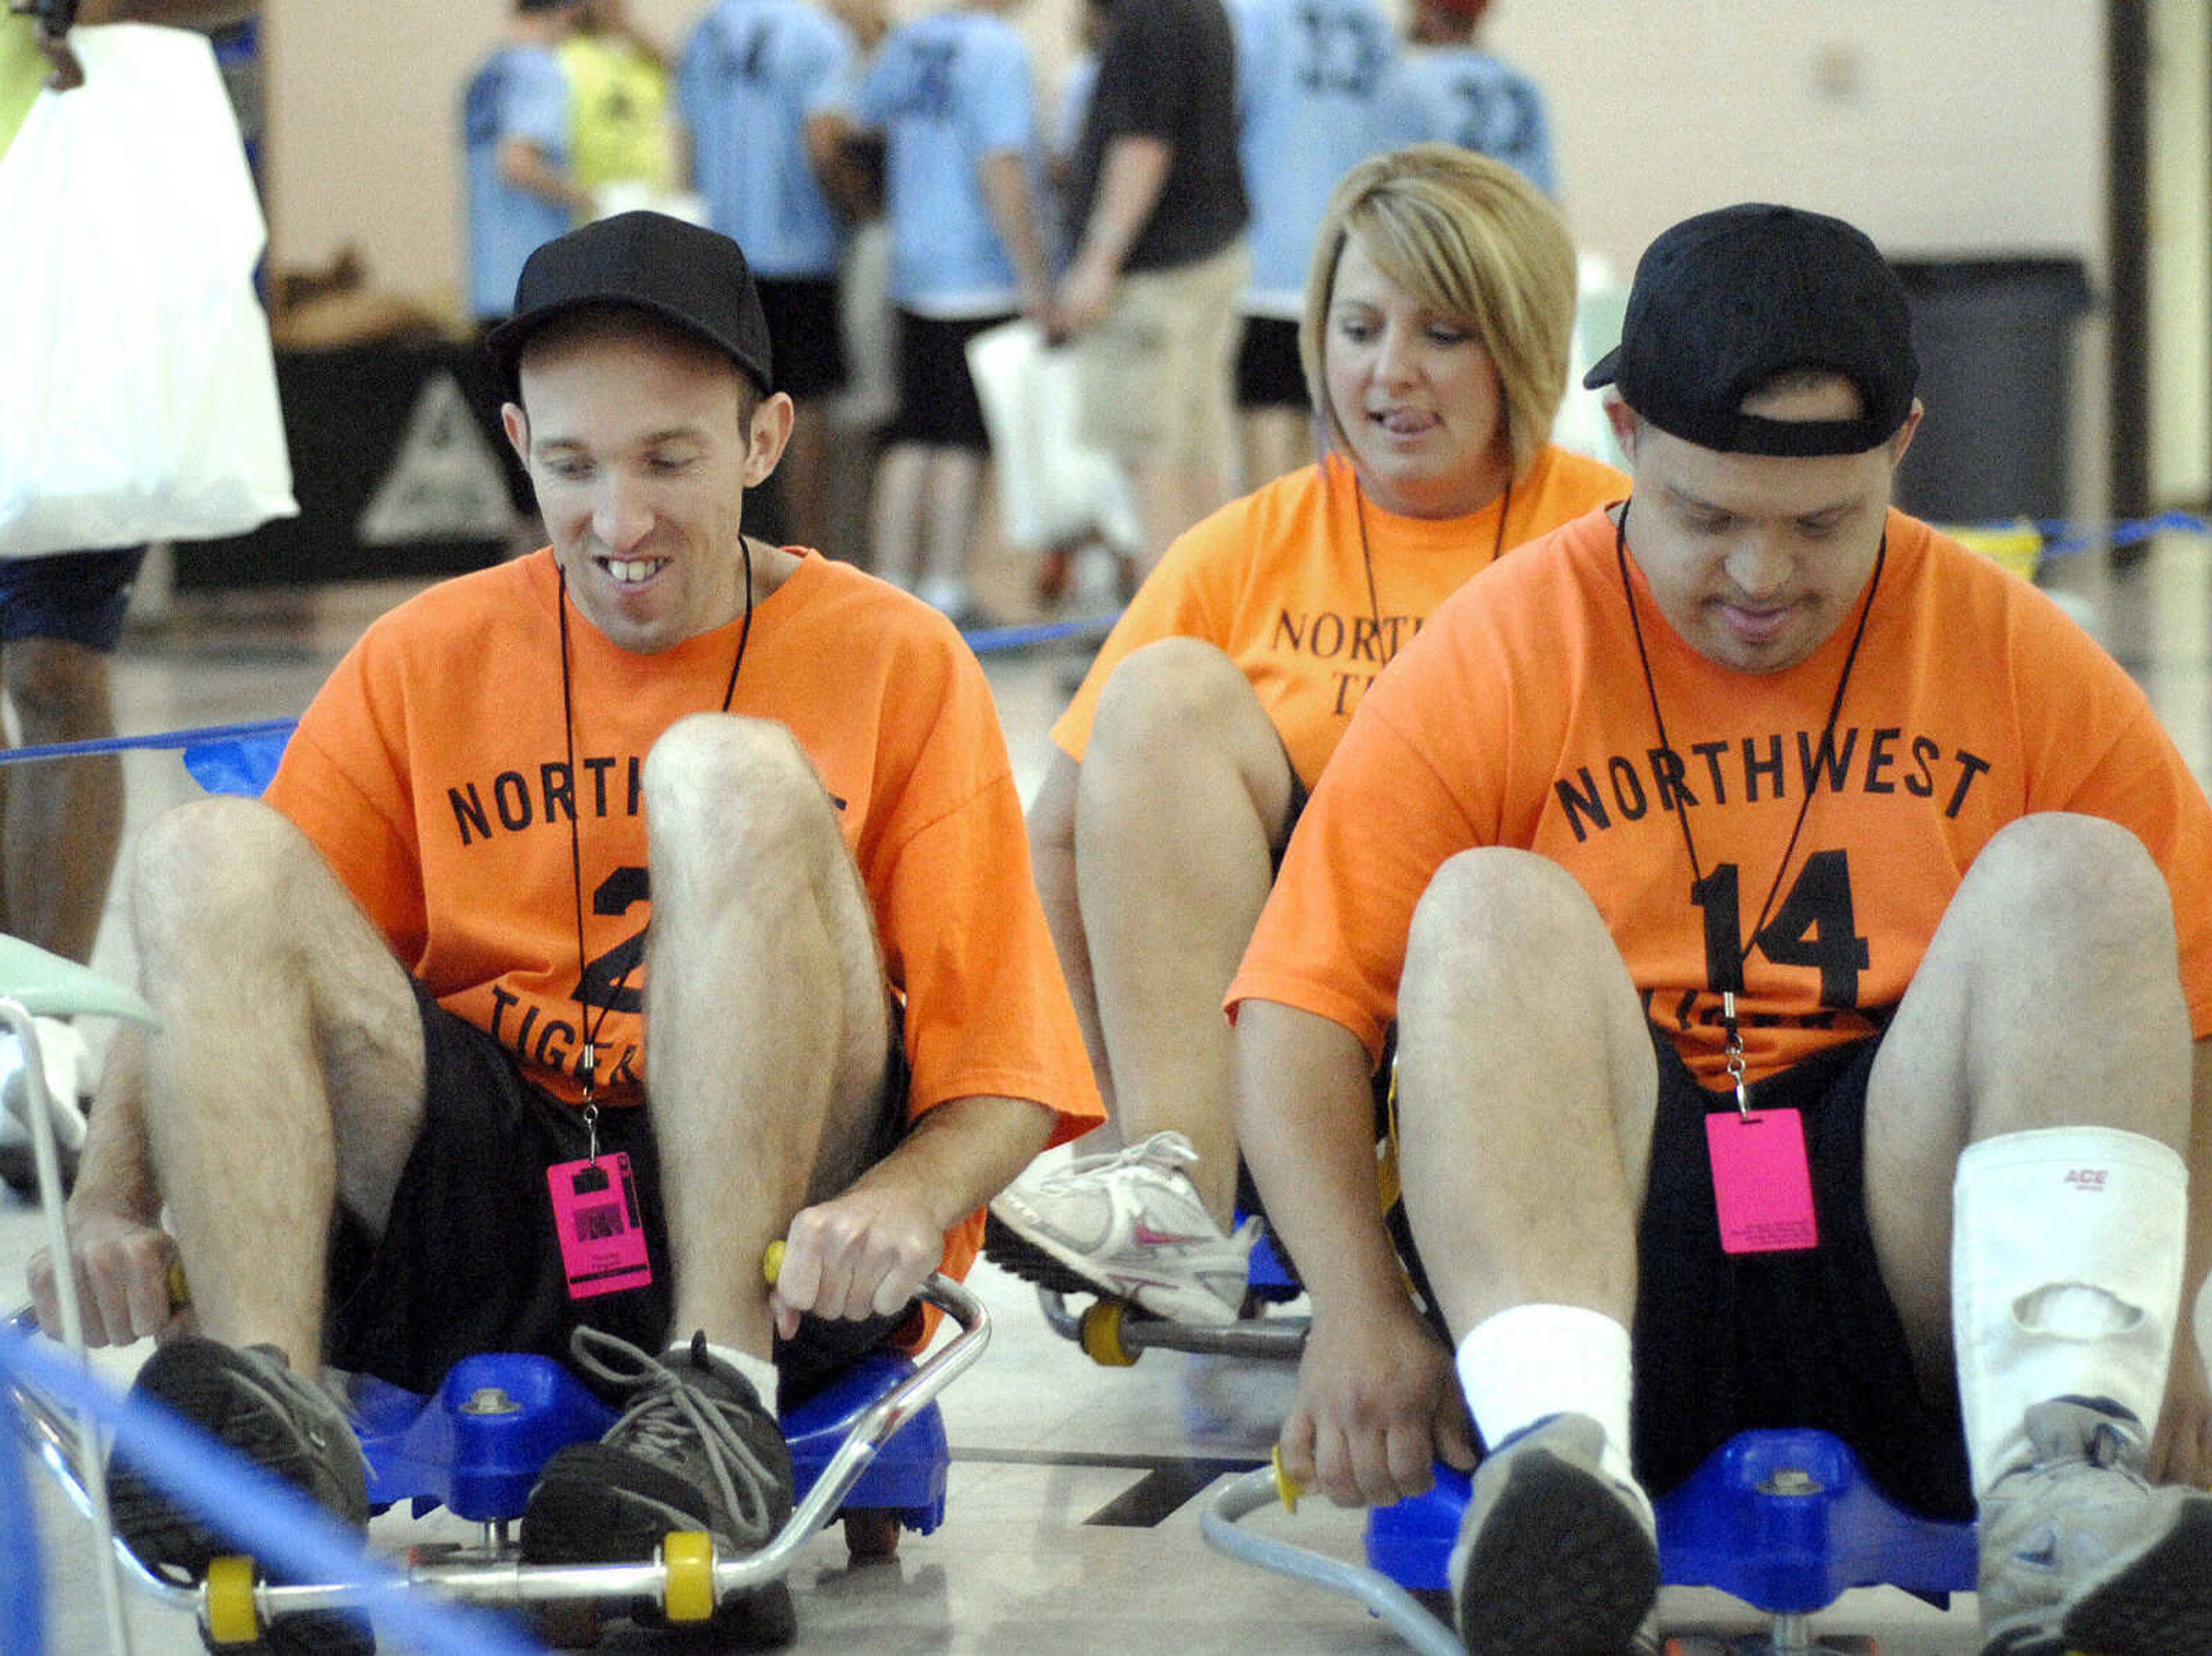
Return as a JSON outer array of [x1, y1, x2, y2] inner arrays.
[[987, 1131, 1259, 1325]]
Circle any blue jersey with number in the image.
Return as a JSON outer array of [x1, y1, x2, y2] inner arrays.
[[1374, 47, 1556, 198], [463, 44, 575, 320], [1232, 0, 1397, 319], [851, 10, 1037, 317], [677, 0, 855, 279]]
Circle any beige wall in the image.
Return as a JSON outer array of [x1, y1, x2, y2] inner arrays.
[[1484, 1, 2107, 280]]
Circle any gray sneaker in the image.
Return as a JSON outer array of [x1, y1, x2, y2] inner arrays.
[[108, 1336, 372, 1654], [522, 1328, 797, 1644], [1976, 1397, 2212, 1656], [1449, 1412, 1660, 1655]]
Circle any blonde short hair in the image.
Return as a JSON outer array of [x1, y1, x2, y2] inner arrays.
[[1300, 145, 1577, 483]]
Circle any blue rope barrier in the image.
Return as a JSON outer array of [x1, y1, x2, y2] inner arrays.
[[963, 613, 1118, 655], [0, 718, 300, 770], [1971, 510, 2212, 560], [0, 1321, 546, 1656], [0, 1431, 46, 1656]]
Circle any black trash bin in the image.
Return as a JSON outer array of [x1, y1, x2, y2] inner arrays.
[[1887, 256, 2093, 525]]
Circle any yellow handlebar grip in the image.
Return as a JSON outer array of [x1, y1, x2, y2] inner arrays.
[[762, 1240, 786, 1286], [166, 1259, 191, 1312], [1271, 1445, 1302, 1513]]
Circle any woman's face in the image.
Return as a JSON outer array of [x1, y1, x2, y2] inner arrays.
[[1321, 231, 1512, 519]]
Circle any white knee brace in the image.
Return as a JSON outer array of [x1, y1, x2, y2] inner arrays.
[[1952, 1127, 2187, 1498]]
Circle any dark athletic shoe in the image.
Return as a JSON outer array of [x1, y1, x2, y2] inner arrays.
[[1449, 1412, 1660, 1656], [1977, 1397, 2212, 1656], [108, 1336, 373, 1654], [522, 1328, 798, 1647]]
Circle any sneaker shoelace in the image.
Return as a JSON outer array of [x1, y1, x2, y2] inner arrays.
[[234, 1347, 372, 1482], [1038, 1129, 1202, 1192], [567, 1328, 783, 1541]]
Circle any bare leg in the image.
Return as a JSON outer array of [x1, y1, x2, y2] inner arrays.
[[1076, 639, 1294, 1225], [779, 397, 836, 556], [1395, 847, 1657, 1338], [916, 448, 987, 609], [639, 714, 892, 1359], [1865, 812, 2193, 1405], [1, 637, 126, 964], [123, 798, 427, 1366], [869, 442, 930, 591]]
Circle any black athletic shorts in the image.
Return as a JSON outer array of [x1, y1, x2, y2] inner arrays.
[[0, 548, 147, 651], [1235, 316, 1309, 412], [1631, 1025, 1973, 1520], [756, 276, 849, 403], [885, 309, 1008, 451], [325, 984, 913, 1409]]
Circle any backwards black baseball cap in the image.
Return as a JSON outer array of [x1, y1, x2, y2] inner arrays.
[[486, 211, 775, 400], [1584, 203, 1916, 457]]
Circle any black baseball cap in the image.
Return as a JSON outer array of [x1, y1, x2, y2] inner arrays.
[[1584, 203, 1916, 457], [486, 211, 775, 399]]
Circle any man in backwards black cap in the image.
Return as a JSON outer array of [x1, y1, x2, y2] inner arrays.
[[30, 211, 1102, 1647], [1225, 202, 2212, 1654]]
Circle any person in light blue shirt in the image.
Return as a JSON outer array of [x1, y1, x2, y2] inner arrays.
[[463, 0, 588, 324], [839, 0, 1048, 623], [1374, 0, 1556, 198], [1229, 0, 1397, 488], [676, 0, 862, 555]]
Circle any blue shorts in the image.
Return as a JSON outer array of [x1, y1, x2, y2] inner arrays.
[[0, 548, 149, 651]]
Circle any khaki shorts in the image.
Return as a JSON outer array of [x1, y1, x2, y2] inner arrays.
[[1074, 237, 1251, 471]]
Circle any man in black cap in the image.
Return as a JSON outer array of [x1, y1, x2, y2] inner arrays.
[[30, 211, 1102, 1648], [1224, 202, 2212, 1654]]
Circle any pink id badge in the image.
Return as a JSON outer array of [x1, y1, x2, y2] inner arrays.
[[547, 1153, 654, 1299], [1705, 1108, 1820, 1255]]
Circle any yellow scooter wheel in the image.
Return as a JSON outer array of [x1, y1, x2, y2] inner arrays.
[[662, 1530, 716, 1624], [1078, 1299, 1138, 1367], [202, 1555, 260, 1646]]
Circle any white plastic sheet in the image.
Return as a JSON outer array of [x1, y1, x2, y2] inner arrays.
[[964, 318, 1137, 557], [0, 25, 296, 558]]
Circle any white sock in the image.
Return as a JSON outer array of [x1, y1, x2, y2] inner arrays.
[[1953, 1126, 2187, 1498], [1456, 1304, 1641, 1505], [673, 1336, 780, 1409]]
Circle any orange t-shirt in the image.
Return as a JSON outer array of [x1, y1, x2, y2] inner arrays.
[[1052, 446, 1627, 790], [267, 549, 1105, 1280], [1231, 507, 2212, 1085]]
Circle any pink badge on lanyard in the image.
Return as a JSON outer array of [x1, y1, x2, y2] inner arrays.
[[547, 1151, 654, 1299], [1706, 1108, 1820, 1255]]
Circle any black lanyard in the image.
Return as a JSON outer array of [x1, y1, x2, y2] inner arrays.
[[555, 545, 754, 1123], [1612, 499, 1884, 1090], [1350, 472, 1512, 672]]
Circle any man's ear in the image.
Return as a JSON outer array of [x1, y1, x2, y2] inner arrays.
[[1887, 398, 1925, 470], [502, 403, 531, 469], [1603, 394, 1639, 465], [743, 392, 797, 488]]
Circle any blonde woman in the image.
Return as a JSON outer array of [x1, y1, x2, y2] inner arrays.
[[991, 145, 1626, 1322]]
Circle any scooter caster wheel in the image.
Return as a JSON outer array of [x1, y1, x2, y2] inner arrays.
[[662, 1530, 715, 1624], [1079, 1299, 1138, 1366], [202, 1554, 260, 1647], [842, 1507, 902, 1560]]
